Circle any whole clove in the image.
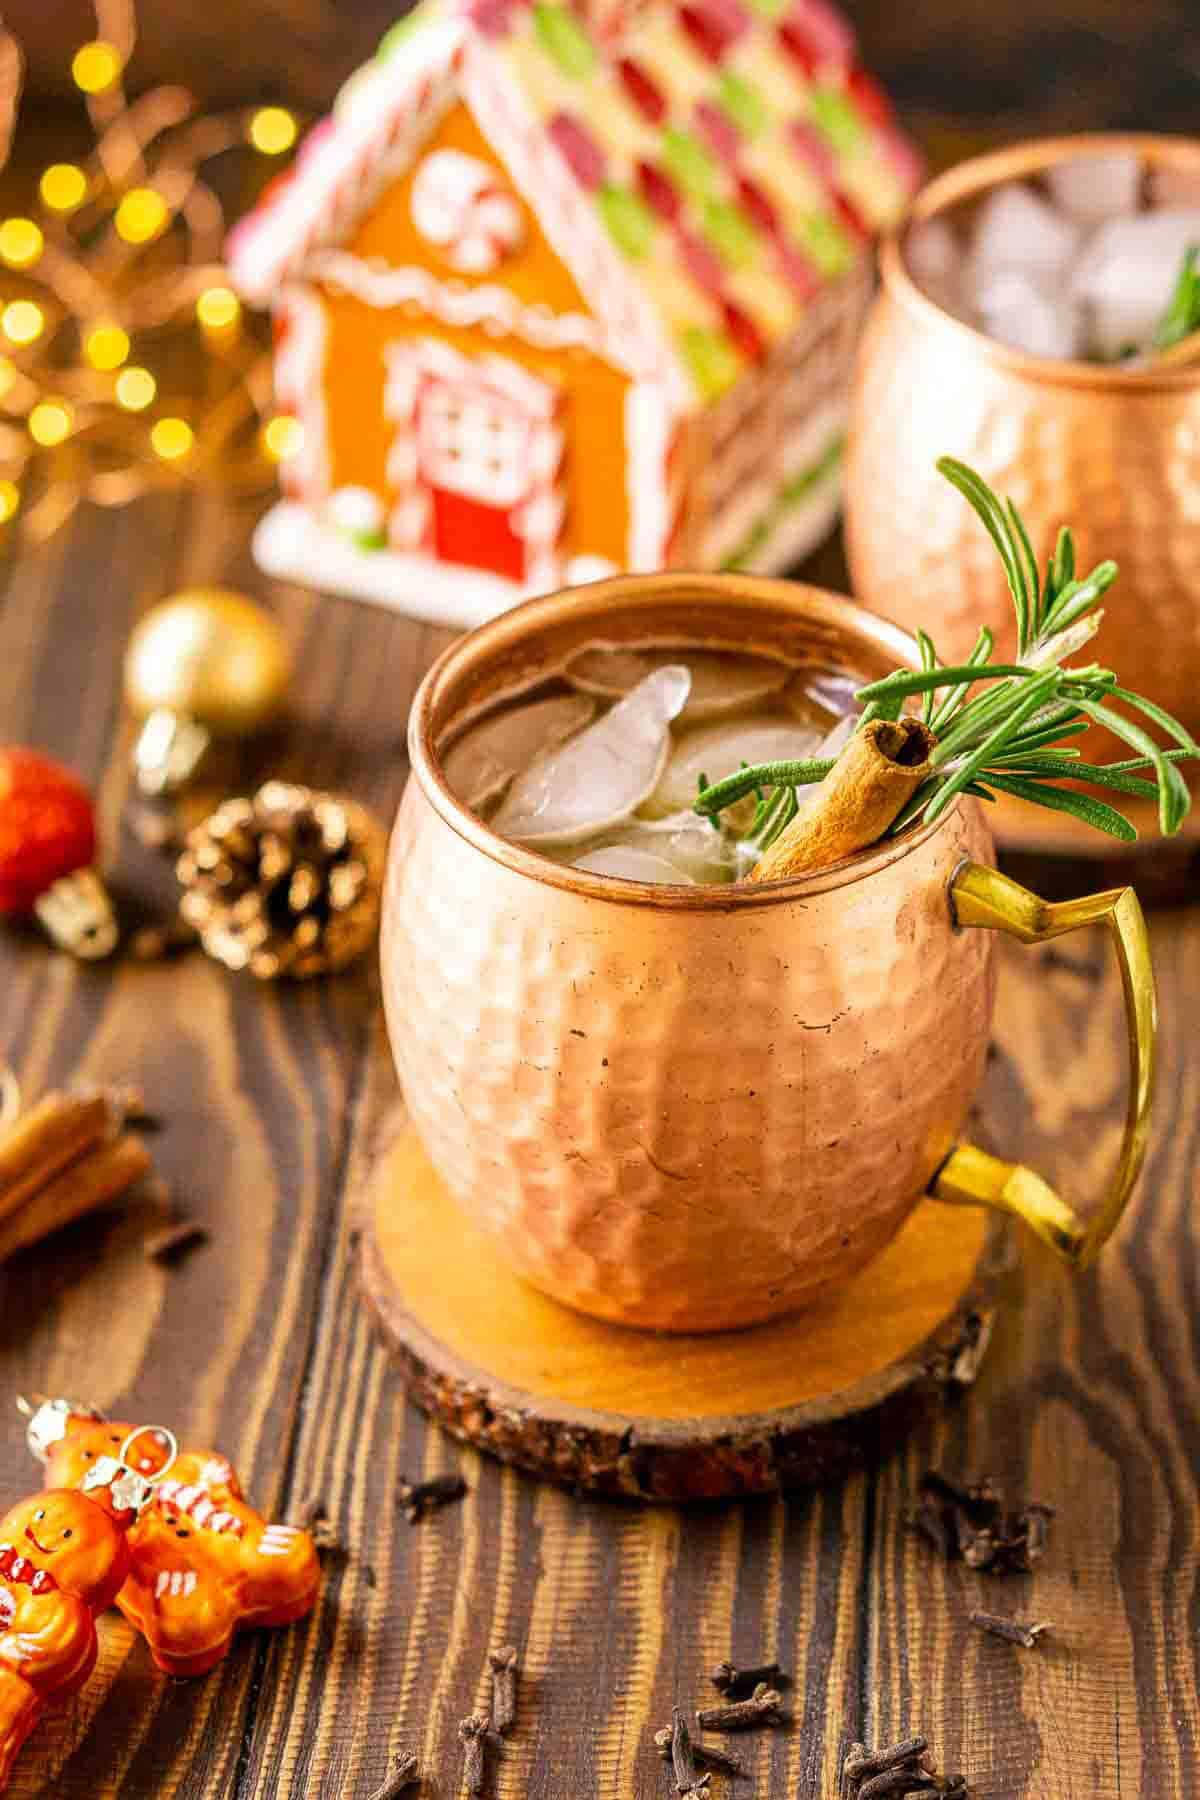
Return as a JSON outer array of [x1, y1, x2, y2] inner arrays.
[[292, 1496, 344, 1555], [669, 1706, 702, 1793], [842, 1737, 967, 1800], [844, 1739, 929, 1780], [458, 1714, 489, 1795], [143, 1219, 210, 1265], [696, 1682, 784, 1731], [399, 1472, 467, 1523], [710, 1658, 785, 1697], [654, 1728, 743, 1777], [366, 1750, 419, 1799], [908, 1472, 1054, 1575], [969, 1610, 1050, 1650], [488, 1645, 519, 1735]]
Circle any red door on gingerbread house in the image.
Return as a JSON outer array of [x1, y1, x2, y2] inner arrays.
[[384, 340, 565, 589]]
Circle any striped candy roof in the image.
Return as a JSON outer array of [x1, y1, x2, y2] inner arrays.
[[230, 0, 922, 406]]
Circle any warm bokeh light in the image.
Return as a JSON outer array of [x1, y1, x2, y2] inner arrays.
[[1, 301, 44, 346], [249, 107, 298, 155], [150, 416, 193, 460], [115, 187, 169, 245], [0, 481, 19, 523], [115, 366, 156, 411], [28, 400, 73, 447], [0, 358, 16, 400], [83, 323, 130, 371], [196, 285, 240, 331], [71, 41, 122, 95], [40, 163, 88, 213], [262, 414, 303, 460], [0, 218, 43, 269]]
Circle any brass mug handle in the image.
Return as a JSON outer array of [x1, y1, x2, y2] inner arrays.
[[929, 860, 1156, 1268]]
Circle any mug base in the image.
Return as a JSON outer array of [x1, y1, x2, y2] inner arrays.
[[355, 1114, 1014, 1503]]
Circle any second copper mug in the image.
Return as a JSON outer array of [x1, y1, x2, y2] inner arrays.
[[381, 574, 1155, 1332]]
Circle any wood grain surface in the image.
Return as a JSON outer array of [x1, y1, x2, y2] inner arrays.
[[0, 7, 1198, 1790]]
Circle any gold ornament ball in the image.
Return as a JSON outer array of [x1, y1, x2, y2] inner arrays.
[[124, 588, 290, 735]]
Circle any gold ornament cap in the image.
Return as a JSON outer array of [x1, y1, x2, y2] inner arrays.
[[125, 589, 290, 793]]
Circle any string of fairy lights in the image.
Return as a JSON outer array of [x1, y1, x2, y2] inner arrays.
[[0, 0, 306, 539]]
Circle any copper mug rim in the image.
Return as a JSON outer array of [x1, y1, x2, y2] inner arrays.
[[406, 570, 959, 910], [879, 130, 1200, 395]]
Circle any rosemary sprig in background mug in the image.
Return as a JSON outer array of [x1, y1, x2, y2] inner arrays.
[[695, 456, 1198, 879]]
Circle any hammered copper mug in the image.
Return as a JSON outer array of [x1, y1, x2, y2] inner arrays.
[[381, 574, 1155, 1332], [845, 132, 1200, 852]]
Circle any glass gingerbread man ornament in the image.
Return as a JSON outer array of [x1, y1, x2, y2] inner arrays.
[[0, 1425, 172, 1791], [24, 1398, 320, 1676]]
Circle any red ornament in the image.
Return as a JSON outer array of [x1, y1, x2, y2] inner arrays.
[[0, 749, 116, 957]]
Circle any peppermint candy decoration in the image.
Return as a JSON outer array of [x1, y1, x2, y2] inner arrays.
[[410, 149, 525, 275]]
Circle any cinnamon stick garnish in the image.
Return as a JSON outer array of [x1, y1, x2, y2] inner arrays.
[[0, 1132, 152, 1260], [0, 1092, 112, 1221], [750, 717, 935, 883]]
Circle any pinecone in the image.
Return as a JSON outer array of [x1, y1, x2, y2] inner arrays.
[[177, 781, 385, 979]]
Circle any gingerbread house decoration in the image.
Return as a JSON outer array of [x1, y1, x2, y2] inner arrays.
[[230, 0, 920, 627]]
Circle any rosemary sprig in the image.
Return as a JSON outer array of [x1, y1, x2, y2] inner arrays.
[[694, 457, 1199, 851], [1154, 245, 1200, 352]]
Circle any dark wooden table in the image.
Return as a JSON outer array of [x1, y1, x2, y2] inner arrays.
[[2, 5, 1200, 1791]]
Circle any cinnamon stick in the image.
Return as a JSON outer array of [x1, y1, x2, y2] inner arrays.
[[0, 1133, 152, 1260], [750, 717, 935, 883], [0, 1092, 113, 1222]]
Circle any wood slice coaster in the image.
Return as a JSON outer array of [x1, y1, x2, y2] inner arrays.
[[357, 1117, 1014, 1503]]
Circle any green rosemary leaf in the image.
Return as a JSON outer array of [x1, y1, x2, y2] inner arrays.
[[1046, 527, 1075, 613], [1040, 564, 1119, 638], [924, 670, 1060, 825], [855, 663, 1032, 703], [1002, 719, 1090, 755], [693, 757, 834, 817], [1073, 697, 1191, 834], [1006, 497, 1042, 649], [936, 457, 1033, 654], [1153, 244, 1200, 351], [930, 626, 994, 733], [1103, 747, 1197, 773], [916, 628, 939, 725], [985, 772, 1139, 840], [1105, 685, 1200, 755], [994, 754, 1161, 800], [857, 693, 905, 728]]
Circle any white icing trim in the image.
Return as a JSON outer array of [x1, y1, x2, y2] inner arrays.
[[273, 285, 330, 502], [229, 21, 465, 303], [305, 249, 629, 368], [624, 380, 673, 570]]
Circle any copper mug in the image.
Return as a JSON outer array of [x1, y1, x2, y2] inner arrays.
[[381, 574, 1155, 1332], [844, 132, 1200, 847]]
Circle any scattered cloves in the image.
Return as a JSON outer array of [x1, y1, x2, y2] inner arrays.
[[489, 1645, 519, 1736], [710, 1658, 785, 1697], [842, 1738, 967, 1799], [669, 1706, 701, 1792], [458, 1714, 489, 1795], [969, 1610, 1050, 1650], [908, 1472, 1054, 1575], [654, 1728, 743, 1777], [366, 1750, 419, 1799], [398, 1472, 467, 1523], [143, 1218, 210, 1265], [696, 1682, 784, 1731]]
